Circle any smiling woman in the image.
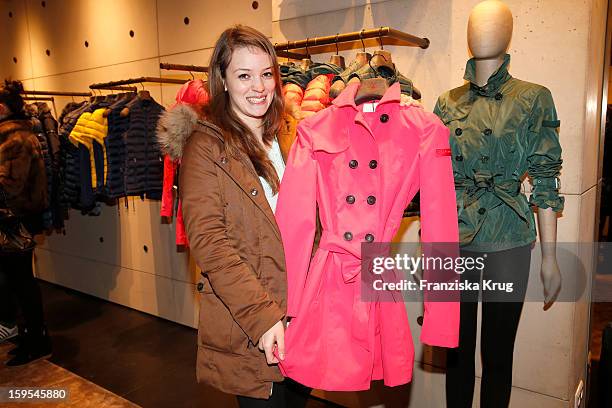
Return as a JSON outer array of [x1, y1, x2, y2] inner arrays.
[[167, 25, 310, 408]]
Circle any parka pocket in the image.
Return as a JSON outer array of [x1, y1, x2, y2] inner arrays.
[[198, 292, 248, 355]]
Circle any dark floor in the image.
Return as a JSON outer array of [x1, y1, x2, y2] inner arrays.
[[24, 280, 612, 408], [36, 281, 333, 408]]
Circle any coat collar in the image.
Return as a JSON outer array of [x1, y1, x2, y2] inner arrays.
[[196, 120, 282, 241], [332, 81, 401, 110], [463, 53, 512, 97]]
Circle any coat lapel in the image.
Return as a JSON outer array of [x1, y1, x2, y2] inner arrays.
[[197, 121, 282, 241]]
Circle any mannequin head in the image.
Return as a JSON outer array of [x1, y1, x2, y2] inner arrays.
[[467, 0, 513, 59]]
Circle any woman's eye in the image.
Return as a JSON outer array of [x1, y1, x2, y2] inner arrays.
[[263, 71, 273, 78], [238, 74, 250, 80]]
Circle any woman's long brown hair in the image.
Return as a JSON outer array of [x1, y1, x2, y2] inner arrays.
[[205, 25, 283, 193]]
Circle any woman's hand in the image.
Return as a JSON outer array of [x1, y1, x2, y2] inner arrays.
[[258, 320, 285, 364]]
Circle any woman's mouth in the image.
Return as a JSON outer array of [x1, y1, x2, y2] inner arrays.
[[246, 95, 267, 105]]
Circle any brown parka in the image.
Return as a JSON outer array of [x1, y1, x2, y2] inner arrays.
[[158, 104, 287, 399], [0, 118, 47, 216]]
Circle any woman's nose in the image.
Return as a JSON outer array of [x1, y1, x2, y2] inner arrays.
[[251, 77, 265, 92]]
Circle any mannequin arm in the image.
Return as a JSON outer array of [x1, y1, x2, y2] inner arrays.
[[537, 207, 561, 306]]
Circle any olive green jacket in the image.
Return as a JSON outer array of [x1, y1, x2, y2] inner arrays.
[[434, 54, 563, 252]]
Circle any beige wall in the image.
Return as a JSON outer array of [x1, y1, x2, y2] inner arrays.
[[272, 0, 605, 407], [1, 0, 605, 406], [0, 0, 272, 328]]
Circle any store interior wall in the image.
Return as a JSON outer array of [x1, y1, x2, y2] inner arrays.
[[0, 0, 272, 328], [0, 0, 607, 407], [272, 0, 606, 407]]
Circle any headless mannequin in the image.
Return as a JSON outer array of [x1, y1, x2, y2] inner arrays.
[[468, 0, 561, 305]]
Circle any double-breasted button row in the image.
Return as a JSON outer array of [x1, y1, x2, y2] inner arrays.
[[343, 232, 375, 242], [350, 159, 378, 169], [346, 195, 376, 205]]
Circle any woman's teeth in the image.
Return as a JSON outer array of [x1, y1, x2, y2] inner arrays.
[[247, 96, 266, 104]]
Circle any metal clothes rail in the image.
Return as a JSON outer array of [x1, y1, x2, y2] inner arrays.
[[89, 77, 188, 90], [159, 63, 208, 73], [21, 90, 91, 97], [274, 27, 430, 58]]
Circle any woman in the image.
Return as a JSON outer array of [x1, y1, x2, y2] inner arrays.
[[0, 79, 50, 366], [158, 26, 308, 407]]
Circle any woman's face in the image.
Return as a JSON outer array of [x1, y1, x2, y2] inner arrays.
[[224, 46, 276, 128]]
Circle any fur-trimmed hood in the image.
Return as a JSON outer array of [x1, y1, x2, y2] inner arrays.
[[157, 102, 298, 163], [156, 103, 204, 161]]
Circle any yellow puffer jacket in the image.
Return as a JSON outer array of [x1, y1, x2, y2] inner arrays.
[[69, 108, 108, 189]]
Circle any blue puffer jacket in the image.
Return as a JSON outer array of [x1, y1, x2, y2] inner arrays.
[[123, 95, 165, 199]]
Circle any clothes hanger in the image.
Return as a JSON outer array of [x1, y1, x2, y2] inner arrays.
[[354, 30, 388, 106], [369, 28, 395, 77], [138, 82, 151, 100], [301, 38, 312, 71], [329, 33, 346, 70], [354, 29, 372, 67]]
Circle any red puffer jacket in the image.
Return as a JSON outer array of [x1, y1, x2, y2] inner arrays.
[[159, 79, 209, 247]]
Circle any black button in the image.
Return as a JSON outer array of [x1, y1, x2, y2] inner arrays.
[[417, 316, 424, 326], [478, 208, 486, 215], [250, 188, 258, 196], [455, 128, 463, 136], [380, 113, 389, 123], [344, 232, 353, 241], [349, 160, 358, 169], [197, 282, 204, 292], [481, 155, 489, 163], [369, 160, 378, 169], [346, 195, 356, 204], [455, 155, 463, 162], [367, 196, 376, 205], [365, 233, 375, 242], [495, 93, 503, 101], [483, 128, 492, 136]]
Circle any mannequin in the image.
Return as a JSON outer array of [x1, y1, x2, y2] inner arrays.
[[469, 1, 561, 303], [434, 1, 564, 407]]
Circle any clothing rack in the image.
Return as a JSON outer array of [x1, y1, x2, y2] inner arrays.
[[274, 27, 429, 58], [159, 63, 208, 73], [95, 86, 139, 92], [89, 77, 188, 90], [21, 90, 92, 97], [22, 96, 55, 102]]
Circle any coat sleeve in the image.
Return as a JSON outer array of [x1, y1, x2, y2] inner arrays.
[[160, 155, 175, 217], [275, 124, 317, 318], [0, 135, 34, 204], [527, 88, 564, 212], [179, 132, 284, 344], [418, 116, 460, 348]]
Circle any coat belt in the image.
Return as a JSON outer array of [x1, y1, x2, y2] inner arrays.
[[457, 171, 527, 222]]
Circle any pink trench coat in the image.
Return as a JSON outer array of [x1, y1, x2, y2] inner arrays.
[[275, 82, 460, 391]]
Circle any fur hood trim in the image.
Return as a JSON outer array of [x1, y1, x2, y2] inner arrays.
[[156, 103, 202, 160]]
